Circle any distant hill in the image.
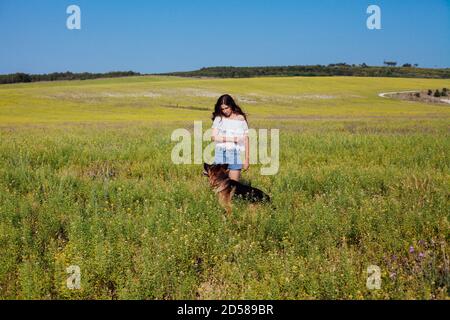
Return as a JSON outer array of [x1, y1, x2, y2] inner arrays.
[[2, 65, 449, 85], [157, 64, 450, 79], [0, 71, 141, 85]]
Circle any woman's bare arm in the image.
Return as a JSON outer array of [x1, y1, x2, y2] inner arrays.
[[245, 135, 249, 161], [243, 135, 250, 170]]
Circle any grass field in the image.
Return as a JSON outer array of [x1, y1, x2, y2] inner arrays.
[[0, 76, 449, 299]]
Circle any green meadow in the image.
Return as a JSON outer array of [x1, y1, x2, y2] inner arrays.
[[0, 76, 449, 299]]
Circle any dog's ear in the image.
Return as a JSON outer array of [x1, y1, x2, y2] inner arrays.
[[203, 163, 210, 176]]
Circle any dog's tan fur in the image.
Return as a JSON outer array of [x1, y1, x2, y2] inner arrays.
[[203, 163, 271, 215], [205, 164, 235, 215]]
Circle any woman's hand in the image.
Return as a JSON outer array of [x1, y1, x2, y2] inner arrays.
[[243, 159, 250, 171]]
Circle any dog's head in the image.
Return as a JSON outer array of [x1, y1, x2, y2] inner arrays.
[[203, 163, 229, 179]]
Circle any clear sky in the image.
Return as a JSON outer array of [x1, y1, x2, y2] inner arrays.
[[0, 0, 449, 74]]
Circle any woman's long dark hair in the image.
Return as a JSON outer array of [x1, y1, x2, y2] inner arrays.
[[211, 94, 248, 122]]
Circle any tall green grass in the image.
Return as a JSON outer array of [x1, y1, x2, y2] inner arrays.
[[0, 76, 449, 299], [0, 123, 448, 299]]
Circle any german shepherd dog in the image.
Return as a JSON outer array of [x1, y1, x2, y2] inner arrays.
[[203, 163, 271, 214]]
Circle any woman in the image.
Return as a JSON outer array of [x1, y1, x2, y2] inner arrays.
[[211, 94, 250, 182]]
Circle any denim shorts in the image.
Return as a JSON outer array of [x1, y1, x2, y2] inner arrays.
[[214, 147, 243, 170]]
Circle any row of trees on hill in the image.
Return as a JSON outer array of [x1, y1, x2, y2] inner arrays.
[[0, 71, 140, 84], [158, 64, 450, 79], [2, 64, 449, 84], [383, 61, 421, 68]]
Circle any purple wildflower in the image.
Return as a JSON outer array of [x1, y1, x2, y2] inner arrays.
[[409, 246, 415, 253]]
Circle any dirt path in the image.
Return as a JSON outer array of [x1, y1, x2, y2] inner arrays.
[[378, 90, 450, 104], [378, 90, 419, 98]]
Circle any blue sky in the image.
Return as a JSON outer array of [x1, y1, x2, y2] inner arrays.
[[0, 0, 449, 74]]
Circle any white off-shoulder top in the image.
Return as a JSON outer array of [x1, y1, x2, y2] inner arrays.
[[212, 116, 249, 152]]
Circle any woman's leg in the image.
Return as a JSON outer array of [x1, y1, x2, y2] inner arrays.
[[228, 170, 241, 182]]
